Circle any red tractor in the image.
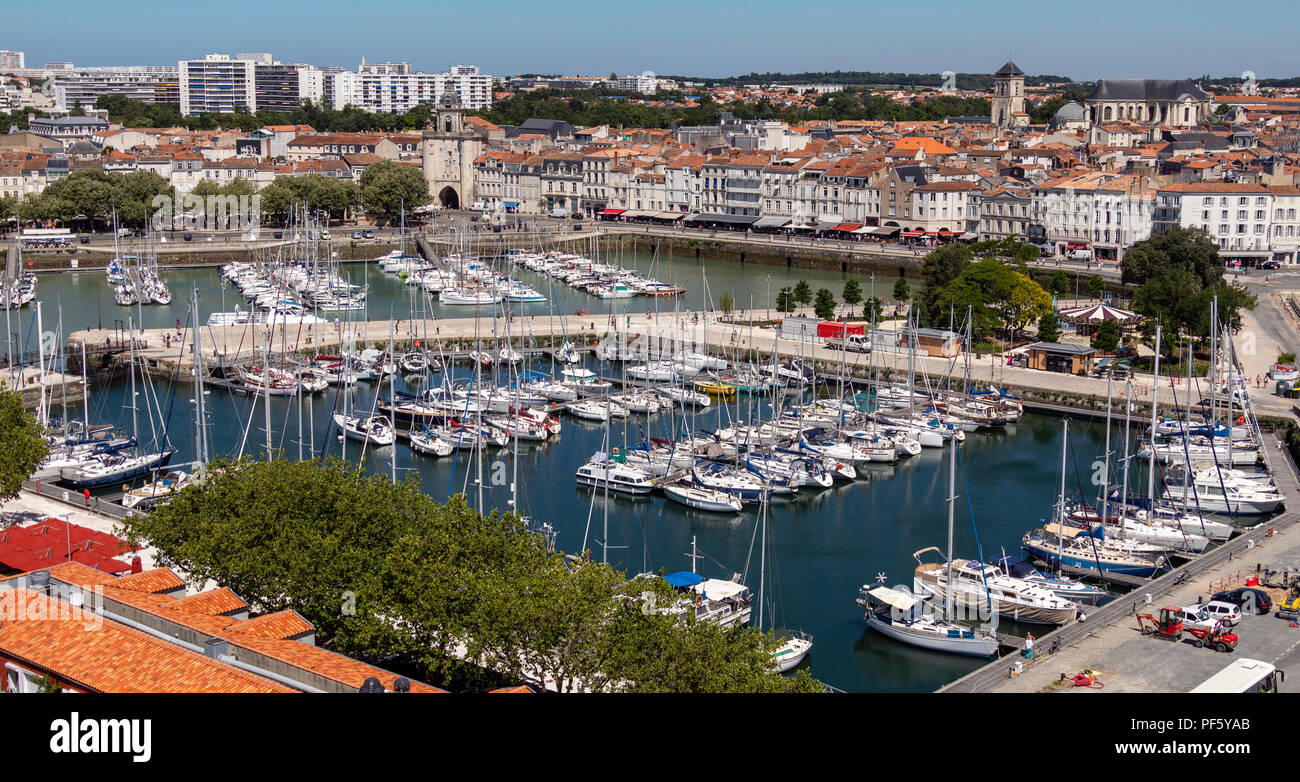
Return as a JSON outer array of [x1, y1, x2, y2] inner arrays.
[[1136, 606, 1184, 641], [1185, 622, 1238, 653]]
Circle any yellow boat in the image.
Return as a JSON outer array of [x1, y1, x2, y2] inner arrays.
[[693, 379, 737, 399]]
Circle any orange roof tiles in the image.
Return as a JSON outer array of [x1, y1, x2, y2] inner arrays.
[[111, 568, 185, 594], [172, 587, 247, 616], [0, 589, 293, 693], [226, 610, 314, 640]]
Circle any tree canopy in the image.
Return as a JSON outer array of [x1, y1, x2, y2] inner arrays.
[[0, 388, 48, 502], [14, 168, 174, 229], [121, 457, 823, 693], [359, 160, 432, 221], [1122, 227, 1256, 344]]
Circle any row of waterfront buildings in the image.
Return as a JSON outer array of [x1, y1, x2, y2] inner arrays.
[[4, 58, 1300, 263]]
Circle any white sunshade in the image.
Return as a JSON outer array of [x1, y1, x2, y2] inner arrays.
[[866, 586, 918, 611], [693, 579, 748, 601]]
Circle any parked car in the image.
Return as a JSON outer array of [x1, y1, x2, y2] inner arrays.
[[79, 235, 90, 244], [1260, 260, 1281, 270], [1211, 587, 1272, 615], [182, 233, 193, 241], [1200, 600, 1243, 627], [363, 230, 375, 239], [1174, 605, 1219, 633], [351, 231, 362, 239], [273, 231, 283, 239]]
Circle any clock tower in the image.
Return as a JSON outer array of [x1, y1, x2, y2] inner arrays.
[[421, 91, 482, 210]]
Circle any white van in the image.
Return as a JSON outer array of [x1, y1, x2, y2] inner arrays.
[[469, 200, 488, 212], [1068, 248, 1093, 261], [825, 334, 871, 353], [1201, 601, 1242, 627]]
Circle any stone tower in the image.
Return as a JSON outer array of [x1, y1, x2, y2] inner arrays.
[[991, 60, 1026, 128], [421, 91, 482, 210]]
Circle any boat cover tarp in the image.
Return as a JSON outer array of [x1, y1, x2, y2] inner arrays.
[[664, 571, 704, 587], [693, 578, 747, 600], [867, 586, 918, 611]]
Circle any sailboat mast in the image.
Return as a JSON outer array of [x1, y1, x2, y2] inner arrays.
[[1100, 368, 1112, 538], [945, 423, 956, 622], [1146, 324, 1162, 503], [128, 315, 138, 447]]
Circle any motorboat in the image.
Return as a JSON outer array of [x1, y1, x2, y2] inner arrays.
[[120, 470, 191, 510], [575, 452, 655, 495], [332, 414, 395, 446]]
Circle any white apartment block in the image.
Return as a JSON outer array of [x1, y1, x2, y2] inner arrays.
[[332, 62, 493, 113], [1154, 182, 1273, 259], [0, 50, 24, 70], [179, 54, 257, 115], [54, 66, 180, 111]]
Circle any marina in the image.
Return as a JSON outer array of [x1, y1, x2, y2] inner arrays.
[[9, 245, 1282, 693]]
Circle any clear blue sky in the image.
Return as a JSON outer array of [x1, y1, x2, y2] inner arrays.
[[9, 0, 1300, 79]]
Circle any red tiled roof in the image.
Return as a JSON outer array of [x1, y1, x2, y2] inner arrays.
[[0, 589, 294, 693]]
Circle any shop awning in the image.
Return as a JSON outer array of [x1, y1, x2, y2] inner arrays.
[[501, 201, 518, 207], [752, 216, 791, 229], [683, 213, 761, 226], [1067, 241, 1088, 249], [550, 207, 568, 218], [832, 222, 863, 232], [901, 230, 925, 237], [652, 211, 683, 220], [598, 208, 626, 215], [959, 232, 979, 240], [814, 219, 841, 232], [789, 222, 817, 231], [851, 226, 876, 234], [620, 209, 655, 218], [870, 226, 901, 237]]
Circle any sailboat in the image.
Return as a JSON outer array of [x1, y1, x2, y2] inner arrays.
[[858, 436, 1001, 657], [752, 491, 813, 673]]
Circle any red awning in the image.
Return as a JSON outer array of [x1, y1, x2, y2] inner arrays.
[[936, 229, 956, 236], [1067, 242, 1088, 249], [832, 222, 863, 232], [598, 209, 626, 215], [901, 230, 925, 237]]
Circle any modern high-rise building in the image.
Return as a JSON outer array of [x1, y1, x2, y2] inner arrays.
[[331, 61, 493, 113], [254, 63, 307, 113], [0, 50, 24, 70], [53, 65, 180, 111], [179, 53, 257, 115]]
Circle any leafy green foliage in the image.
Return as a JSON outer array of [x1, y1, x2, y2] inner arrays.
[[95, 95, 435, 134], [16, 169, 174, 229], [892, 277, 910, 302], [718, 291, 734, 313], [360, 160, 432, 221], [254, 174, 360, 221], [792, 280, 813, 305], [842, 279, 863, 307], [917, 243, 972, 326], [1087, 274, 1106, 300], [1037, 311, 1063, 343], [814, 288, 837, 320], [1093, 319, 1120, 353], [0, 388, 49, 502], [1049, 271, 1070, 297], [122, 457, 822, 693], [775, 287, 796, 313], [1123, 229, 1257, 344], [933, 258, 1052, 340]]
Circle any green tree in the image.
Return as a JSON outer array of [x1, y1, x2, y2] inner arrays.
[[719, 291, 735, 314], [1087, 274, 1106, 300], [360, 160, 432, 222], [892, 277, 910, 302], [1120, 226, 1223, 288], [792, 280, 813, 305], [864, 295, 885, 322], [121, 457, 823, 693], [814, 288, 837, 320], [1093, 319, 1120, 353], [1037, 311, 1062, 343], [0, 388, 49, 502], [1049, 270, 1070, 297], [775, 287, 796, 314], [917, 243, 971, 326], [842, 279, 863, 308]]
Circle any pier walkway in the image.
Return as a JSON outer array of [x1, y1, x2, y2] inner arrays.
[[64, 310, 1194, 415], [939, 435, 1300, 693]]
